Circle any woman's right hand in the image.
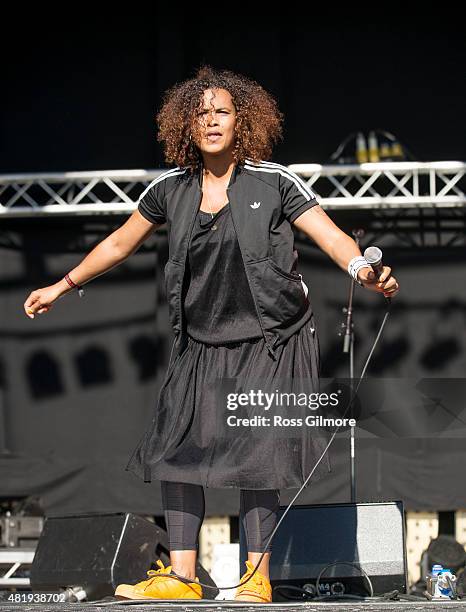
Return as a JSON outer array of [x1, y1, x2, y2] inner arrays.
[[23, 283, 67, 319]]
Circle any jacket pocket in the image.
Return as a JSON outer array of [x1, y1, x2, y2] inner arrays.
[[266, 257, 302, 282], [164, 258, 183, 333], [247, 257, 307, 329]]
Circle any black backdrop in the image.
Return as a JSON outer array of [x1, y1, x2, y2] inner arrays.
[[1, 214, 465, 515], [0, 8, 464, 173]]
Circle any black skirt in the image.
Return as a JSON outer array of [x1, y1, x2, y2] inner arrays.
[[125, 320, 332, 489]]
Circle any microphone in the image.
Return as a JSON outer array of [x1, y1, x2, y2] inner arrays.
[[363, 246, 383, 279], [364, 246, 392, 305]]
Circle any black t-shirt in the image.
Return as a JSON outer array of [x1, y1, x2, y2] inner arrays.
[[183, 203, 263, 344]]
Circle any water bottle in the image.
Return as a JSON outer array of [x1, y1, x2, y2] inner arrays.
[[390, 139, 404, 160], [368, 131, 379, 162], [379, 140, 392, 161], [356, 132, 368, 164], [427, 564, 457, 599], [435, 568, 457, 598]]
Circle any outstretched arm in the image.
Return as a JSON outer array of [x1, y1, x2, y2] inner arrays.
[[293, 205, 399, 297], [24, 210, 162, 318]]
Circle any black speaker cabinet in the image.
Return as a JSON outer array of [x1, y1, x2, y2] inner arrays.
[[240, 501, 407, 600], [30, 512, 218, 601]]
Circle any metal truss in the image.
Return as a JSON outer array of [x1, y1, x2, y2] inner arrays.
[[0, 169, 166, 217], [293, 206, 466, 249], [290, 162, 466, 247], [0, 162, 464, 218], [289, 161, 466, 209], [361, 207, 465, 248]]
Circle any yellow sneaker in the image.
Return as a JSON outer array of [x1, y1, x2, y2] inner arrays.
[[115, 559, 203, 600], [234, 560, 272, 603]]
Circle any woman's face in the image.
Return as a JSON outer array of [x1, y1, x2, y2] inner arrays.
[[193, 88, 237, 157]]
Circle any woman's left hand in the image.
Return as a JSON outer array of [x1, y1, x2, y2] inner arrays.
[[357, 266, 400, 298]]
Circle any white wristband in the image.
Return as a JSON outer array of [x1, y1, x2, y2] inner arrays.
[[348, 256, 371, 285]]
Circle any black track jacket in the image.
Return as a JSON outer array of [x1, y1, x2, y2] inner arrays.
[[137, 159, 319, 361]]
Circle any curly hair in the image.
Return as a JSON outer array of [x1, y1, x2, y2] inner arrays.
[[156, 65, 284, 171]]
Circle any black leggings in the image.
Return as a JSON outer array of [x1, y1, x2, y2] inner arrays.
[[161, 480, 280, 553]]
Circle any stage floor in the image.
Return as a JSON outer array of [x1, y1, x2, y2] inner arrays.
[[1, 599, 466, 611]]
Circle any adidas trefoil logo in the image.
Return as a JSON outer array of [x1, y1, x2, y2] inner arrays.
[[250, 201, 261, 209]]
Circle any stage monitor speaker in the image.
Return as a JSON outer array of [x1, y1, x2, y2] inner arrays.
[[30, 512, 218, 601], [240, 501, 407, 600]]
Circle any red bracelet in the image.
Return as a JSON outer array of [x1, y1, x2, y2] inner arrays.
[[64, 273, 84, 297]]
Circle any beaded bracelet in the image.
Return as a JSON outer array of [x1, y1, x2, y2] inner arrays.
[[64, 273, 85, 297], [347, 256, 371, 286]]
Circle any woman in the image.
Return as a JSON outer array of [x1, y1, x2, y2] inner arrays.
[[24, 66, 399, 602]]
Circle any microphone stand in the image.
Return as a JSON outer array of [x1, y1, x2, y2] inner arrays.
[[339, 228, 364, 503]]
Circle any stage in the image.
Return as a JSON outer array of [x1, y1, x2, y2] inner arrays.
[[1, 598, 466, 611]]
